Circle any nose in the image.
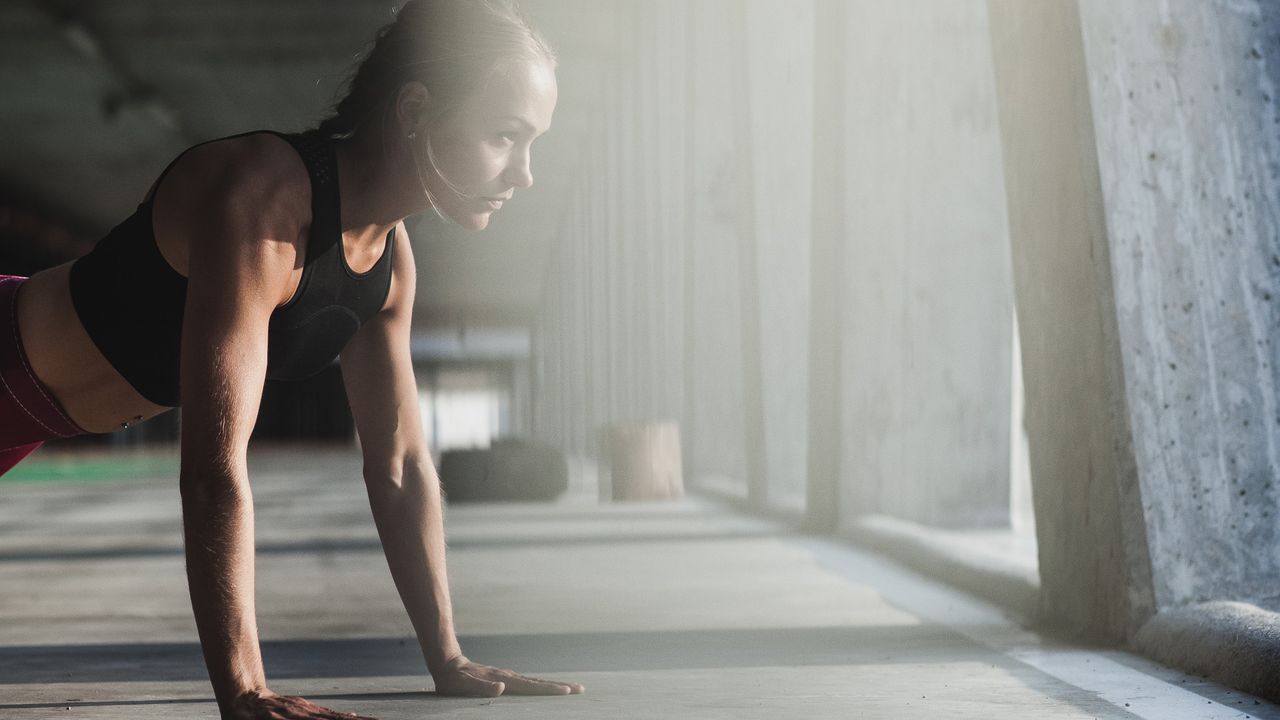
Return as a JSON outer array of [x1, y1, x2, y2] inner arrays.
[[503, 147, 534, 189]]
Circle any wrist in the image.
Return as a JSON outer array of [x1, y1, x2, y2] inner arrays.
[[209, 659, 268, 711], [217, 682, 272, 715], [424, 642, 465, 676]]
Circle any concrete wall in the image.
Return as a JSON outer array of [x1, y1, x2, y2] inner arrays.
[[838, 2, 1015, 528], [524, 0, 1280, 699], [1076, 0, 1280, 612], [529, 0, 728, 481], [531, 1, 1021, 525], [530, 0, 693, 457], [531, 0, 817, 508]]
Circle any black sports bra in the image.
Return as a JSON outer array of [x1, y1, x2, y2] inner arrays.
[[68, 128, 395, 408]]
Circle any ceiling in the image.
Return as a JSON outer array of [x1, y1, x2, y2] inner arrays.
[[0, 0, 618, 332]]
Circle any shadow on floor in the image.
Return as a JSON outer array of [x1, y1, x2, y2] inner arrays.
[[0, 624, 995, 685], [0, 529, 789, 564]]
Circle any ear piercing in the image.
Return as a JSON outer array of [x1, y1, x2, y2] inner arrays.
[[120, 414, 143, 430]]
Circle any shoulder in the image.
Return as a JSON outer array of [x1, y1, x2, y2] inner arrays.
[[189, 132, 310, 227], [153, 131, 309, 247], [382, 219, 416, 315], [158, 133, 311, 299], [392, 219, 413, 273]]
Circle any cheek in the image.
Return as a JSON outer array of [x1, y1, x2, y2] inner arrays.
[[438, 137, 507, 183], [476, 143, 511, 179]]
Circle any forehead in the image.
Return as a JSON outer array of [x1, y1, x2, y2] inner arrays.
[[458, 58, 557, 132]]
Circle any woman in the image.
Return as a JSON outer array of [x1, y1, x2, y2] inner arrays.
[[0, 1, 582, 717]]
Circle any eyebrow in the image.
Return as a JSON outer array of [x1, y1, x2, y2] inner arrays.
[[503, 116, 545, 134]]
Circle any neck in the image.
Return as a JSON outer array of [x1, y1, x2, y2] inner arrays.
[[332, 128, 434, 243]]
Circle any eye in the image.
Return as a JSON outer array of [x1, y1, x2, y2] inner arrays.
[[496, 131, 519, 144]]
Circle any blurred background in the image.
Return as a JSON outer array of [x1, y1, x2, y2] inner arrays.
[[1, 0, 1278, 710]]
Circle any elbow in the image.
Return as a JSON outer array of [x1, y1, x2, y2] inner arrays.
[[363, 452, 438, 496]]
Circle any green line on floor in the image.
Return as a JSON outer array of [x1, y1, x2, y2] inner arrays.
[[1, 456, 180, 484]]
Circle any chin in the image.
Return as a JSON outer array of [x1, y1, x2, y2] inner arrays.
[[456, 211, 492, 231]]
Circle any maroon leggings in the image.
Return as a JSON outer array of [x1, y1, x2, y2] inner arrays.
[[0, 274, 89, 476]]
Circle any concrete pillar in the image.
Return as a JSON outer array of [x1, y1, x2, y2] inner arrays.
[[745, 0, 816, 512], [729, 0, 769, 506], [686, 0, 749, 492], [681, 0, 700, 489], [805, 0, 846, 532], [1074, 0, 1280, 614], [987, 0, 1157, 642]]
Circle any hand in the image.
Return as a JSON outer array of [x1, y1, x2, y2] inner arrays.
[[223, 688, 378, 720], [431, 655, 585, 697]]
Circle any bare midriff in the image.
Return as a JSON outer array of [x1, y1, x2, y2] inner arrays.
[[14, 262, 172, 434]]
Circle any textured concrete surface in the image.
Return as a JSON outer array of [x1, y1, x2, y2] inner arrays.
[[1135, 601, 1280, 703], [1077, 0, 1280, 612], [1, 447, 1276, 719], [987, 0, 1157, 642], [839, 0, 1015, 528]]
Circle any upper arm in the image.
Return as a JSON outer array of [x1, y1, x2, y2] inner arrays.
[[178, 138, 305, 478], [338, 220, 425, 479]]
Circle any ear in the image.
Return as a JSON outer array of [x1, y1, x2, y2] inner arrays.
[[394, 81, 431, 138]]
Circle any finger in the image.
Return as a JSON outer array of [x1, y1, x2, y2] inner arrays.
[[494, 668, 581, 692], [310, 700, 380, 720], [277, 695, 377, 720], [275, 695, 330, 719], [312, 706, 377, 720], [323, 711, 379, 720], [276, 701, 343, 720], [461, 669, 507, 697], [494, 672, 576, 696], [440, 666, 504, 696]]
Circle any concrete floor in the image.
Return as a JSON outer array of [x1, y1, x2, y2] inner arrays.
[[0, 447, 1276, 719]]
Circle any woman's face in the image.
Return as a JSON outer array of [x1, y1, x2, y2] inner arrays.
[[409, 58, 557, 231]]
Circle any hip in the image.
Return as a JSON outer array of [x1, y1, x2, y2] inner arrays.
[[0, 273, 91, 449]]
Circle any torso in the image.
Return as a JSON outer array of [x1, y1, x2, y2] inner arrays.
[[14, 131, 393, 434]]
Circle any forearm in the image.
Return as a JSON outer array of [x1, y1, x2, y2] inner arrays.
[[178, 468, 266, 710], [364, 453, 461, 673]]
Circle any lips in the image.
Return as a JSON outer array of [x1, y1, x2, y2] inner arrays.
[[481, 194, 510, 211]]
